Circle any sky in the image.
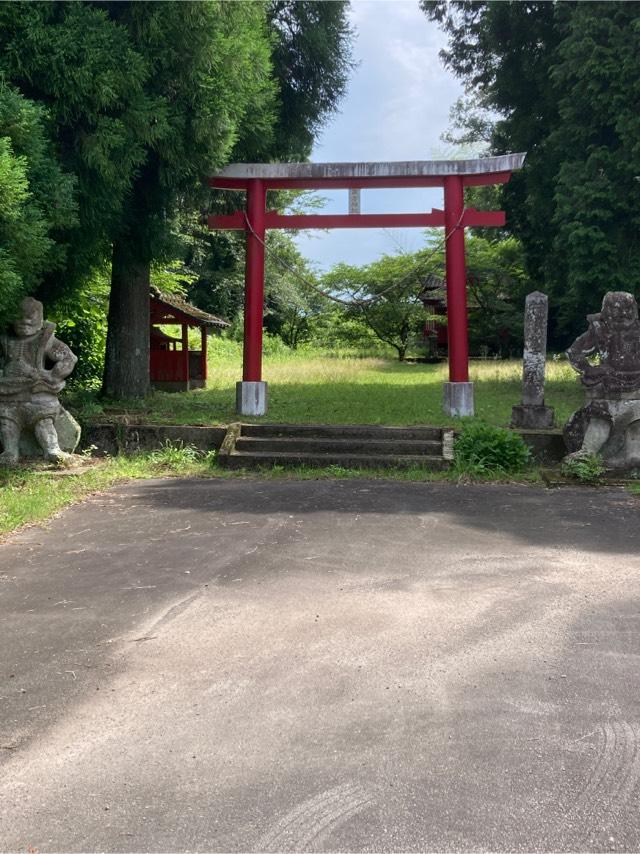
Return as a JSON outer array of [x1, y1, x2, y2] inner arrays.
[[293, 0, 465, 272]]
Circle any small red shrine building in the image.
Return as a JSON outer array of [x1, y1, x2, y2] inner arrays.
[[149, 288, 229, 391]]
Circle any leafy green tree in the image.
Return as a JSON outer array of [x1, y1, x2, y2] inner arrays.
[[322, 255, 428, 361], [307, 305, 381, 353], [548, 5, 640, 333], [50, 268, 109, 389], [0, 1, 276, 397], [0, 1, 353, 397], [0, 84, 76, 322], [185, 224, 328, 350], [464, 235, 529, 355], [184, 225, 246, 324], [318, 232, 529, 360], [262, 231, 329, 349], [423, 1, 640, 346], [186, 2, 355, 347], [101, 0, 353, 398], [99, 1, 278, 399]]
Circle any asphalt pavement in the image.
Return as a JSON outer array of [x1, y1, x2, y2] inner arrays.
[[1, 477, 639, 852]]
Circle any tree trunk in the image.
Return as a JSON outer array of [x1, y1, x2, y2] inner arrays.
[[102, 240, 150, 399]]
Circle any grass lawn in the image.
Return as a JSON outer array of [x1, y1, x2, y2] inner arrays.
[[71, 342, 584, 428]]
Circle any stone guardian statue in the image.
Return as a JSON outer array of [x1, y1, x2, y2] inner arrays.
[[0, 297, 79, 465], [564, 291, 640, 469]]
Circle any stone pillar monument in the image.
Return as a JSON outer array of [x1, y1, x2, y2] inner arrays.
[[511, 291, 555, 429]]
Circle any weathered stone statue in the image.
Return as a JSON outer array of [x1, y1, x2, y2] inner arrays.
[[564, 291, 640, 469], [0, 297, 79, 465]]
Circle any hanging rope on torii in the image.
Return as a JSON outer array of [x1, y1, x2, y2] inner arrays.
[[208, 154, 526, 417]]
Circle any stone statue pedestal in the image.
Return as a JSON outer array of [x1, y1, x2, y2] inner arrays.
[[564, 390, 640, 470], [511, 404, 555, 430]]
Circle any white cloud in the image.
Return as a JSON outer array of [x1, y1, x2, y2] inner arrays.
[[295, 1, 464, 270]]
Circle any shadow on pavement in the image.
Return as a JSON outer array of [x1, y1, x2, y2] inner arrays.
[[129, 478, 639, 556]]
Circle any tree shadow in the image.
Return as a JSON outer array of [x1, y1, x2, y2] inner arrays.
[[130, 477, 639, 556]]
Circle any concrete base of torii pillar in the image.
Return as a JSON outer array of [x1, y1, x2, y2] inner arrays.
[[443, 382, 475, 417], [236, 381, 268, 417]]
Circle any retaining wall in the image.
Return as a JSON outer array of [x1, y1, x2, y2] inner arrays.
[[80, 422, 567, 464]]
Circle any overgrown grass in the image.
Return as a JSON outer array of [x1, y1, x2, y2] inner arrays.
[[67, 341, 583, 429], [0, 452, 215, 539]]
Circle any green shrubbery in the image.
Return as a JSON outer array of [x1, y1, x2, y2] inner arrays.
[[560, 453, 606, 484], [454, 421, 531, 476]]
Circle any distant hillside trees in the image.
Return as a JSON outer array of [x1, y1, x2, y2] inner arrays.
[[315, 235, 528, 360]]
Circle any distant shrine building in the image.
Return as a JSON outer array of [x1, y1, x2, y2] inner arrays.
[[208, 154, 526, 416], [149, 288, 229, 392]]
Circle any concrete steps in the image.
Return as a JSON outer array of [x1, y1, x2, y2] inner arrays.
[[218, 423, 454, 471], [235, 437, 443, 456], [239, 423, 443, 440]]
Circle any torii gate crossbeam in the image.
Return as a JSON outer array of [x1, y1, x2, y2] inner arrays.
[[209, 154, 526, 417]]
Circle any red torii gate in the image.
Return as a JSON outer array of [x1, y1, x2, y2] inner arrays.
[[208, 154, 525, 417]]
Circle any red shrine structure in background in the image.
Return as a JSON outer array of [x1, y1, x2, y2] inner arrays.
[[149, 288, 229, 392], [208, 154, 525, 416]]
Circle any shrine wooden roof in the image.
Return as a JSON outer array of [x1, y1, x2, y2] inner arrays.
[[150, 288, 229, 329]]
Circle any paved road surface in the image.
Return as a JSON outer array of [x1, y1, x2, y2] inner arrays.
[[1, 478, 639, 852]]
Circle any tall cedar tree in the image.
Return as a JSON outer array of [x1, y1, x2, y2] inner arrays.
[[422, 1, 640, 345], [0, 2, 151, 304], [100, 1, 277, 398], [104, 0, 353, 398]]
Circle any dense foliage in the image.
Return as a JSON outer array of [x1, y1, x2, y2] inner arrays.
[[0, 2, 153, 300], [422, 1, 640, 345], [0, 0, 354, 396], [561, 452, 606, 484], [0, 84, 76, 320], [322, 254, 427, 361]]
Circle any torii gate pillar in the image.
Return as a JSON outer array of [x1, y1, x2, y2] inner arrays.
[[443, 174, 473, 416], [237, 178, 268, 416], [209, 154, 526, 418]]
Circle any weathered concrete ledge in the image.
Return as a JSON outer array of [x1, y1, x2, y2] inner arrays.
[[80, 424, 226, 457], [516, 428, 566, 464]]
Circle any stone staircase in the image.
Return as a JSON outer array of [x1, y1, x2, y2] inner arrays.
[[218, 423, 454, 471]]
